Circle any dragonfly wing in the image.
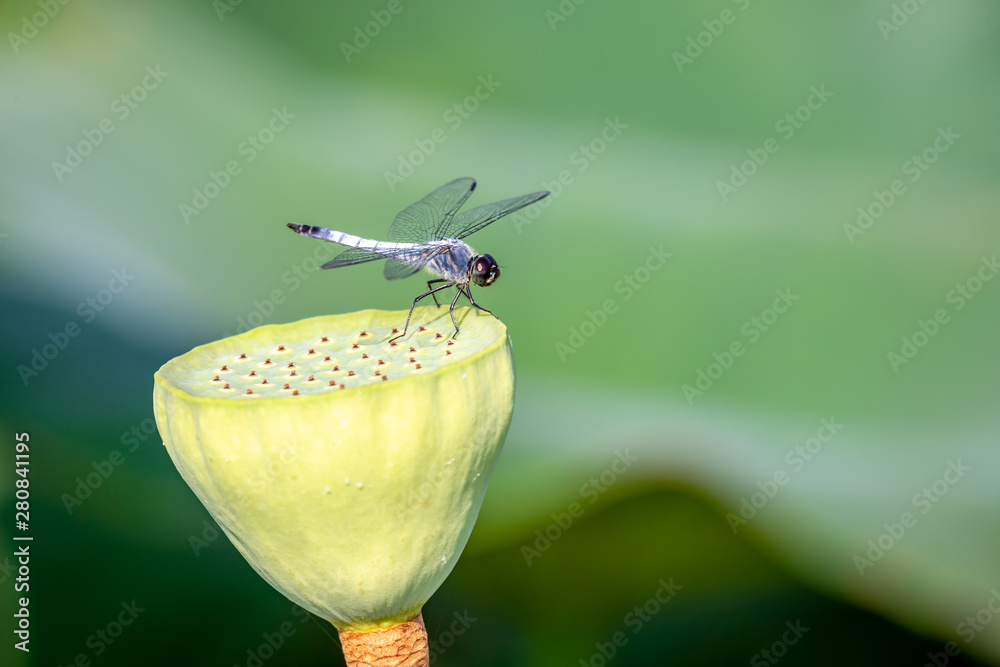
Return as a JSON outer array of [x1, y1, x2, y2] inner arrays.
[[443, 191, 549, 239], [320, 247, 385, 270], [383, 258, 423, 281], [387, 177, 476, 243], [382, 245, 440, 280]]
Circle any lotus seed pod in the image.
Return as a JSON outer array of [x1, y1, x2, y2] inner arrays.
[[153, 307, 514, 649]]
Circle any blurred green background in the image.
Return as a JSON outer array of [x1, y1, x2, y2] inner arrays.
[[2, 0, 999, 665]]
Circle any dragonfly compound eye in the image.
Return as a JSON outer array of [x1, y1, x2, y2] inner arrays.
[[472, 254, 500, 287]]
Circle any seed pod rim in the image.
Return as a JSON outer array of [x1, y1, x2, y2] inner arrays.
[[153, 307, 509, 404]]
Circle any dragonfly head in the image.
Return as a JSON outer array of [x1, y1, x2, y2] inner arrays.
[[470, 254, 500, 287]]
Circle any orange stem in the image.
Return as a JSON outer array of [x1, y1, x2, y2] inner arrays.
[[338, 613, 429, 667]]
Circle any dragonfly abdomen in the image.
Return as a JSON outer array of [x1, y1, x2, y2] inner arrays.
[[288, 224, 417, 254]]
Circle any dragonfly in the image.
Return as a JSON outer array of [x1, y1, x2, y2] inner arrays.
[[286, 178, 549, 341]]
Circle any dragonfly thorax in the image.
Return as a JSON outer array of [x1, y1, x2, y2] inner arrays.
[[470, 254, 500, 287]]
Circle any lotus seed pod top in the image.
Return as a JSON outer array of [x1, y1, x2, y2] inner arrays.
[[153, 307, 515, 635]]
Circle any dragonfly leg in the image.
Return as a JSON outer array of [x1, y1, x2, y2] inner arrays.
[[390, 282, 455, 343], [448, 286, 464, 338], [427, 279, 448, 308], [463, 285, 497, 319]]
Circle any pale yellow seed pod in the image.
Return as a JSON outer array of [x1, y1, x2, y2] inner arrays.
[[153, 307, 514, 634]]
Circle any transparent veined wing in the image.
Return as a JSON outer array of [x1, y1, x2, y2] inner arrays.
[[322, 244, 438, 272], [382, 244, 447, 280], [320, 247, 385, 270], [442, 191, 549, 239], [383, 258, 422, 280], [387, 177, 476, 243]]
